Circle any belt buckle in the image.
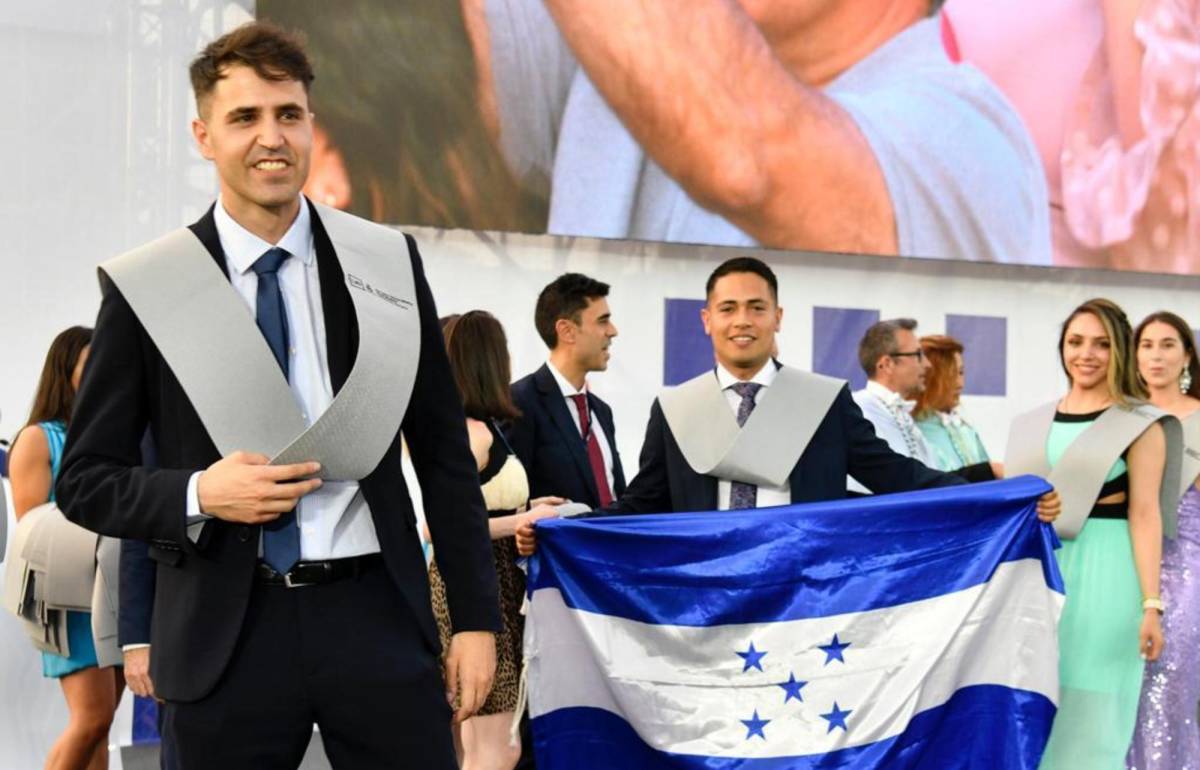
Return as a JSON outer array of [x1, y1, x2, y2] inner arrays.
[[281, 562, 329, 589]]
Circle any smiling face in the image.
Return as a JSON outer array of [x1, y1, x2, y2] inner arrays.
[[1061, 311, 1111, 392], [702, 271, 782, 377], [192, 63, 312, 221], [1138, 320, 1191, 392]]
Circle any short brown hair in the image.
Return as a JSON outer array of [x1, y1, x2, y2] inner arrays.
[[914, 335, 964, 417], [1058, 298, 1145, 405], [189, 21, 314, 117], [534, 273, 610, 349], [858, 318, 918, 377], [443, 311, 521, 421]]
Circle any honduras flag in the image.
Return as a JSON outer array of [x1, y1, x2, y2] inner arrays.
[[523, 476, 1063, 768]]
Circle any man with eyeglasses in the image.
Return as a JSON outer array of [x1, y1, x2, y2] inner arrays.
[[853, 318, 941, 469]]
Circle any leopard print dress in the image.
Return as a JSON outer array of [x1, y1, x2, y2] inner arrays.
[[428, 422, 530, 715]]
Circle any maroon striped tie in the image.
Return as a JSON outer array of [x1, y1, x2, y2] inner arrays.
[[570, 393, 614, 506]]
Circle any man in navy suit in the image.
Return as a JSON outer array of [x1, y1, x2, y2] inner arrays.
[[508, 274, 626, 508], [58, 22, 498, 769], [519, 258, 1061, 550]]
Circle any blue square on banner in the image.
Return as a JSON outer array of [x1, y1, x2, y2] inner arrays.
[[946, 314, 1007, 396], [664, 299, 711, 386], [812, 307, 880, 390]]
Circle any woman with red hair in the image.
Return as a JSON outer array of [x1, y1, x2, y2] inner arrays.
[[912, 335, 996, 479]]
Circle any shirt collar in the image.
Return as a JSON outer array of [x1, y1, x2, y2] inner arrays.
[[214, 194, 314, 275], [866, 379, 916, 412], [716, 360, 778, 391], [547, 360, 587, 398]]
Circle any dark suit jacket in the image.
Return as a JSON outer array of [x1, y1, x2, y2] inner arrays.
[[57, 202, 500, 702], [611, 383, 963, 514], [508, 364, 626, 507]]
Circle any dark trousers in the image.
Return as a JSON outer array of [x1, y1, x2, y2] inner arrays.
[[165, 561, 455, 770]]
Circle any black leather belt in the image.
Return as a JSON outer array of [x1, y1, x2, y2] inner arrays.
[[256, 553, 383, 588]]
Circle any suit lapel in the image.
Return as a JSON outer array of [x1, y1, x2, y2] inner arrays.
[[309, 202, 355, 394], [535, 365, 600, 504]]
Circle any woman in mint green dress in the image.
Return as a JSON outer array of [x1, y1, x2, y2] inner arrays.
[[10, 326, 124, 770], [913, 334, 995, 481], [1029, 299, 1168, 770]]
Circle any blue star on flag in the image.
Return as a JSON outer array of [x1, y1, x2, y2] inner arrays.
[[777, 672, 807, 703], [736, 641, 767, 672], [819, 633, 850, 665], [741, 709, 770, 740], [820, 701, 853, 733]]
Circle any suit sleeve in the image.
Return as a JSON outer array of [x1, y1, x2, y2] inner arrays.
[[506, 382, 537, 476], [840, 387, 964, 494], [118, 538, 156, 647], [56, 275, 195, 546], [603, 399, 673, 515], [400, 236, 501, 633]]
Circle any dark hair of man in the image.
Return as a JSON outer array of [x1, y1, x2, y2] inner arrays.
[[189, 21, 314, 118], [913, 335, 964, 418], [442, 311, 521, 421], [534, 273, 610, 349], [858, 318, 918, 377], [704, 257, 778, 302], [21, 326, 93, 434], [1135, 310, 1200, 399]]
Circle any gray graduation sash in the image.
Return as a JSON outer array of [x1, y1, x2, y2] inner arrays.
[[99, 203, 420, 480], [1179, 411, 1200, 500], [1005, 401, 1183, 539], [91, 537, 121, 668], [658, 367, 844, 487], [2, 503, 99, 656]]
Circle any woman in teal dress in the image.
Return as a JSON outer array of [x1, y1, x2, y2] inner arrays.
[[913, 334, 995, 479], [10, 326, 124, 770], [1029, 299, 1168, 770]]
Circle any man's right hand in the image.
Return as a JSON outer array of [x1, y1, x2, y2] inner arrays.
[[197, 451, 322, 524], [123, 647, 155, 699]]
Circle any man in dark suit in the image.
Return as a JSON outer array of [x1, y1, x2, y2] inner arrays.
[[509, 273, 626, 508], [56, 22, 498, 770], [519, 258, 1061, 550]]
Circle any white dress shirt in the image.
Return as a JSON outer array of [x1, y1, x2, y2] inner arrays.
[[715, 363, 791, 510], [185, 196, 381, 560], [851, 380, 939, 468], [546, 361, 616, 495]]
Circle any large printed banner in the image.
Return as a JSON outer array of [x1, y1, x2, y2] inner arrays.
[[524, 477, 1064, 768], [258, 0, 1200, 274]]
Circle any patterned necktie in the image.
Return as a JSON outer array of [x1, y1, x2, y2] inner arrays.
[[570, 393, 614, 507], [728, 382, 763, 510], [252, 247, 300, 574]]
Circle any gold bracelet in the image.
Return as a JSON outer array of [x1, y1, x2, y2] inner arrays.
[[1143, 597, 1165, 613]]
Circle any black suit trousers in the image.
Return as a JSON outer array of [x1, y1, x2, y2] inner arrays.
[[165, 561, 455, 770]]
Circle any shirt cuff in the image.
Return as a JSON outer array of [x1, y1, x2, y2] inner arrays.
[[185, 471, 211, 543], [121, 643, 151, 652]]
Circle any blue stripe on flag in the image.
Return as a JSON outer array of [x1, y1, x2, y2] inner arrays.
[[532, 685, 1055, 769], [528, 476, 1061, 626]]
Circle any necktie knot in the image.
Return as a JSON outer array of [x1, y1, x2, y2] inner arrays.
[[252, 247, 290, 277], [730, 382, 763, 401]]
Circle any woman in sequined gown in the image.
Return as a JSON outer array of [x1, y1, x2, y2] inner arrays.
[[1129, 311, 1200, 770]]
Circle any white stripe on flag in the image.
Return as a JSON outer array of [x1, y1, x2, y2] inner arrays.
[[526, 557, 1062, 759]]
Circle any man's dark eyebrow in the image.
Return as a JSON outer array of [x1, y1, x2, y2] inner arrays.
[[225, 106, 259, 122], [276, 102, 306, 114]]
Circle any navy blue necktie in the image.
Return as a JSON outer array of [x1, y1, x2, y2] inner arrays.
[[252, 247, 300, 573]]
